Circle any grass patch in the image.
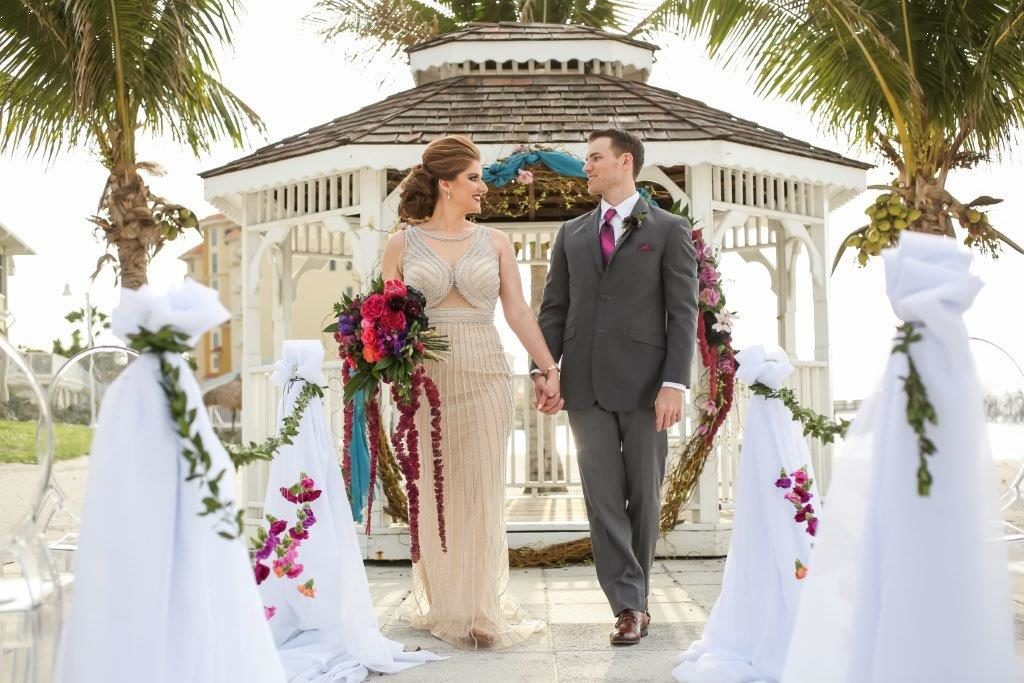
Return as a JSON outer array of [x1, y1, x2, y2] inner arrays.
[[0, 419, 93, 464]]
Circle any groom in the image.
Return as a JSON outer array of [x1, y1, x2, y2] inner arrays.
[[532, 129, 699, 645]]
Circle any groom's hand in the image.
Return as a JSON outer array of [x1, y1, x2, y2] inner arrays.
[[532, 374, 564, 414], [655, 387, 684, 431]]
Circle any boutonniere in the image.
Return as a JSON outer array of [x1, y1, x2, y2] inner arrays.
[[622, 211, 647, 235]]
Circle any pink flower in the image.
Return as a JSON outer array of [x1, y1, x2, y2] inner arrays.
[[382, 310, 407, 332], [264, 606, 277, 620], [360, 294, 386, 320], [286, 563, 304, 579], [253, 561, 270, 585], [792, 469, 809, 486], [784, 491, 802, 505], [517, 169, 534, 184], [699, 287, 721, 308], [697, 397, 718, 416], [268, 519, 287, 536], [361, 327, 378, 347], [383, 280, 408, 299], [806, 517, 818, 536]]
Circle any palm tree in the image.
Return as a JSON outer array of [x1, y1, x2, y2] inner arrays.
[[0, 1, 262, 289], [310, 0, 629, 58], [628, 0, 1024, 266]]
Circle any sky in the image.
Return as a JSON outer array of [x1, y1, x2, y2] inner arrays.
[[1, 1, 1022, 401]]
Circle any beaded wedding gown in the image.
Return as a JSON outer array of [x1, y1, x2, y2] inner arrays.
[[399, 224, 544, 649]]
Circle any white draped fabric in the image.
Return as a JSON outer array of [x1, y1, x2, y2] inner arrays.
[[261, 340, 443, 682], [781, 233, 1019, 683], [674, 345, 818, 683], [55, 280, 285, 683]]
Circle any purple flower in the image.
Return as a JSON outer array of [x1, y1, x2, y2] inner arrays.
[[253, 562, 270, 585], [302, 507, 317, 529], [794, 486, 812, 504], [699, 265, 721, 287], [806, 517, 819, 537], [289, 526, 309, 541], [269, 519, 287, 536], [775, 476, 792, 489], [338, 315, 356, 335], [255, 535, 275, 561], [794, 504, 814, 523]]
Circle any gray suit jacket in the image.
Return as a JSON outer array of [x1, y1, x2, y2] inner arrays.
[[536, 197, 699, 412]]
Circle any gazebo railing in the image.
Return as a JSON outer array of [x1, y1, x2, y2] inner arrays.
[[241, 358, 832, 528]]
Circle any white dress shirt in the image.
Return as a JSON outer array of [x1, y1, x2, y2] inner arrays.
[[535, 191, 686, 393], [599, 191, 642, 244]]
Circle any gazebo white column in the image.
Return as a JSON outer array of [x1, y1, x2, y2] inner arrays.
[[688, 162, 721, 525]]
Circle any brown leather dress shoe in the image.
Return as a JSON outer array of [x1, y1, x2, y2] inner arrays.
[[610, 609, 649, 645]]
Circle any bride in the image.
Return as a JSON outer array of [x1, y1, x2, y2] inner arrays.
[[380, 135, 558, 649]]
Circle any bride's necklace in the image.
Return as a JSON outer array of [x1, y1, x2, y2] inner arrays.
[[419, 226, 476, 242]]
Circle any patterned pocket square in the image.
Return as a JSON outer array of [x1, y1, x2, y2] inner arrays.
[[636, 243, 655, 253]]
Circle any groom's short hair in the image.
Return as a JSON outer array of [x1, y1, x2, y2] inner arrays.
[[588, 129, 644, 178]]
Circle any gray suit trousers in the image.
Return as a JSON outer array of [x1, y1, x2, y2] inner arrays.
[[568, 404, 668, 615]]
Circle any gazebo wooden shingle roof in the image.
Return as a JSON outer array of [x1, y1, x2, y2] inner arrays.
[[200, 21, 868, 180], [202, 73, 868, 179]]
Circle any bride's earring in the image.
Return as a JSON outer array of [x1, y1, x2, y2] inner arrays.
[[446, 189, 453, 200]]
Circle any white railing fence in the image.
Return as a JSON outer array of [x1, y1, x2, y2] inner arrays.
[[241, 359, 833, 529]]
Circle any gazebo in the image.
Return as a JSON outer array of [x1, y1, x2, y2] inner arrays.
[[201, 22, 869, 558]]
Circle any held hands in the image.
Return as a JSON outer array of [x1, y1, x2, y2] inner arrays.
[[532, 372, 564, 415], [655, 386, 685, 431]]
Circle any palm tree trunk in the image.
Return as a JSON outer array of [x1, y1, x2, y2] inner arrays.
[[104, 164, 158, 290], [911, 174, 954, 237]]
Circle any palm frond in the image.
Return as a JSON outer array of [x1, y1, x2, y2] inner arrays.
[[0, 0, 262, 162]]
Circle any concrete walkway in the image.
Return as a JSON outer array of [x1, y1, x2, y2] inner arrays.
[[370, 555, 1024, 682]]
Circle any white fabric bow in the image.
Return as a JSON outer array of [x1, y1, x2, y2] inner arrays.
[[112, 278, 230, 347], [735, 344, 794, 390], [270, 340, 326, 387], [884, 231, 983, 352]]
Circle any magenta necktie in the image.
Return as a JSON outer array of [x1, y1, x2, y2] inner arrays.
[[600, 207, 617, 266]]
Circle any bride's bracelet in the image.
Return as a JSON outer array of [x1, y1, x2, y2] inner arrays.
[[544, 364, 560, 376]]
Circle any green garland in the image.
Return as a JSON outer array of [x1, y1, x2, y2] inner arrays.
[[892, 322, 937, 496], [749, 383, 851, 444], [227, 382, 325, 469], [751, 321, 936, 497], [130, 326, 244, 539], [131, 327, 329, 539]]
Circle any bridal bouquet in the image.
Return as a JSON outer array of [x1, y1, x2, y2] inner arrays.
[[325, 276, 449, 562]]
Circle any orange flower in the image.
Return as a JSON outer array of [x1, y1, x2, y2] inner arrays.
[[362, 345, 380, 363], [297, 579, 316, 598], [794, 559, 808, 580], [273, 565, 285, 578]]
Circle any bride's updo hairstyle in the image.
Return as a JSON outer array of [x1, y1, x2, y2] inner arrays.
[[398, 135, 481, 223]]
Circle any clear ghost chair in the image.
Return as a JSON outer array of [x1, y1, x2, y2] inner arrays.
[[969, 337, 1024, 544], [38, 346, 139, 571], [0, 336, 57, 683]]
